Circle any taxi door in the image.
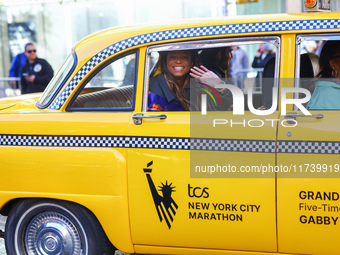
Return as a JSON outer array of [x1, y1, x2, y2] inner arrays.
[[128, 42, 278, 253], [277, 35, 340, 255]]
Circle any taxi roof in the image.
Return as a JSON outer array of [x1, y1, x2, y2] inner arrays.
[[74, 12, 340, 56], [46, 11, 340, 111]]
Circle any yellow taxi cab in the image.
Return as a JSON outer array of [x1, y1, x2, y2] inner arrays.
[[1, 0, 340, 254]]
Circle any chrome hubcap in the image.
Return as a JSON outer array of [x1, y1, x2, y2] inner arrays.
[[25, 212, 82, 255]]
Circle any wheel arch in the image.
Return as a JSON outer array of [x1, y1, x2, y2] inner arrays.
[[0, 197, 134, 253], [1, 197, 116, 254], [0, 198, 23, 216]]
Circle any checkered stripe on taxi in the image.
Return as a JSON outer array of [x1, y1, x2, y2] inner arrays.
[[191, 138, 275, 152], [49, 19, 340, 110], [1, 134, 340, 154], [277, 140, 340, 154], [0, 135, 190, 149]]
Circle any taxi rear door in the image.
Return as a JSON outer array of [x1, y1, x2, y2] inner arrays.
[[277, 34, 340, 255]]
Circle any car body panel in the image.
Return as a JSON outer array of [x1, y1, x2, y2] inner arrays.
[[1, 12, 340, 255]]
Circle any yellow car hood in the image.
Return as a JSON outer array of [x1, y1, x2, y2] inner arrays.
[[0, 94, 42, 113]]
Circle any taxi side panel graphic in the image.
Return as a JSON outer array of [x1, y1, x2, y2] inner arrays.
[[144, 161, 178, 229]]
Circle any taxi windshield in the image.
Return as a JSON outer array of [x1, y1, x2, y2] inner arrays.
[[36, 52, 76, 108]]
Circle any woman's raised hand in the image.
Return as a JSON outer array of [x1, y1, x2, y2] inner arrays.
[[190, 65, 224, 87]]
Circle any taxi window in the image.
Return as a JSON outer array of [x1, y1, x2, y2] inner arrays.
[[68, 52, 137, 110], [296, 35, 340, 110], [146, 38, 280, 112]]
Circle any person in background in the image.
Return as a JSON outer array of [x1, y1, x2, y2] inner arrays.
[[230, 45, 249, 89], [307, 41, 340, 109], [20, 43, 54, 94], [301, 41, 317, 54], [252, 43, 275, 88], [122, 55, 136, 86], [252, 43, 274, 69], [9, 51, 27, 88]]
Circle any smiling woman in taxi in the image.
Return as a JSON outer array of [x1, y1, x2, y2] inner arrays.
[[307, 40, 340, 109], [148, 50, 232, 111], [148, 50, 199, 111]]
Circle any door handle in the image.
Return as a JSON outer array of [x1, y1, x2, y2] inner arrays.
[[133, 113, 167, 125], [285, 112, 323, 124]]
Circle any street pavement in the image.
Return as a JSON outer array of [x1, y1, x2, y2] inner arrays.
[[0, 215, 6, 255]]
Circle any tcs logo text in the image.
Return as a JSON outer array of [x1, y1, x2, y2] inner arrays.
[[188, 184, 209, 198]]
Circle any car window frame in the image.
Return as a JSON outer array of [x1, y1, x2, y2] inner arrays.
[[143, 36, 281, 112], [66, 49, 139, 112], [37, 48, 77, 109]]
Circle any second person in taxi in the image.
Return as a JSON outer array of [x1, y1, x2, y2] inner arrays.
[[307, 40, 340, 109]]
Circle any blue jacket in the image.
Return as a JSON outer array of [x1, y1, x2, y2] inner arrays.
[[307, 80, 340, 110], [148, 74, 233, 111], [9, 52, 28, 78], [148, 74, 185, 111]]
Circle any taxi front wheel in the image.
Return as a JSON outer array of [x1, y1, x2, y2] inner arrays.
[[4, 199, 115, 255]]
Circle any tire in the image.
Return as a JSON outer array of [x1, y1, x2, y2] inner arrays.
[[4, 199, 115, 255]]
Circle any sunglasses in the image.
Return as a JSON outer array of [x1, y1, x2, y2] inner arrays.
[[26, 50, 36, 53]]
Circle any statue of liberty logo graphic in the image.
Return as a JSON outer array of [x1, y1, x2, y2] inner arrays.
[[144, 161, 178, 229]]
